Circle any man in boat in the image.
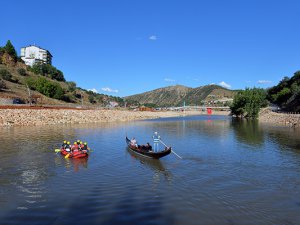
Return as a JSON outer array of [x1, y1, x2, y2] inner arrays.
[[145, 142, 152, 151], [152, 132, 161, 152], [130, 137, 138, 147]]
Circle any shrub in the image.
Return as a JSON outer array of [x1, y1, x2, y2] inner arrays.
[[0, 69, 12, 81], [0, 79, 6, 90], [25, 77, 65, 100], [17, 68, 27, 76], [30, 63, 66, 81], [67, 81, 76, 92]]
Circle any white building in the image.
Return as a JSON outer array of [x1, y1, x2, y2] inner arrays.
[[20, 45, 52, 66]]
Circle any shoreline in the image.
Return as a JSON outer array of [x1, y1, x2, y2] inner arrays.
[[0, 108, 230, 127], [259, 108, 300, 128], [1, 107, 298, 128]]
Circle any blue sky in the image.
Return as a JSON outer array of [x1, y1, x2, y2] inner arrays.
[[1, 0, 300, 96]]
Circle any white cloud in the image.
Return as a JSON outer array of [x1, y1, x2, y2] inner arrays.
[[149, 35, 157, 40], [101, 87, 119, 93], [88, 88, 98, 93], [164, 78, 175, 82], [218, 81, 231, 89], [258, 80, 272, 84]]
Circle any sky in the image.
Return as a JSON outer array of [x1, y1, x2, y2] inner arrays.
[[1, 0, 300, 97]]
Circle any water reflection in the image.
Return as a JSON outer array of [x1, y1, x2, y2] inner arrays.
[[126, 148, 172, 182], [231, 118, 265, 146]]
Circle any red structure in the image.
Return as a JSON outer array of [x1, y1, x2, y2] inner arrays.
[[207, 107, 212, 115]]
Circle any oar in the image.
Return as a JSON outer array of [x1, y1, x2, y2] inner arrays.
[[55, 149, 61, 153], [65, 153, 70, 159], [159, 140, 182, 159]]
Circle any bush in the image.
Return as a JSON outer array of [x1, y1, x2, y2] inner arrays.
[[67, 81, 76, 92], [0, 69, 12, 81], [0, 79, 6, 90], [25, 77, 65, 100], [17, 68, 27, 76], [30, 63, 66, 81]]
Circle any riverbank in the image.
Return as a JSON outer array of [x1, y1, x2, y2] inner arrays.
[[259, 108, 300, 128], [0, 108, 230, 126]]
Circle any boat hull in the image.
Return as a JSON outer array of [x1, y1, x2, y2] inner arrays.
[[60, 149, 89, 158]]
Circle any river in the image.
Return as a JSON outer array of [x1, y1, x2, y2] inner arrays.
[[0, 115, 300, 225]]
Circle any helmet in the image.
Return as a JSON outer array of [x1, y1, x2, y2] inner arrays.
[[84, 142, 87, 145], [80, 142, 83, 144], [63, 140, 67, 143], [74, 142, 77, 144], [67, 141, 70, 144], [77, 140, 80, 142], [154, 132, 158, 135]]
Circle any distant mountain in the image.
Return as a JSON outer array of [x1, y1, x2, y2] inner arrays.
[[125, 84, 236, 107]]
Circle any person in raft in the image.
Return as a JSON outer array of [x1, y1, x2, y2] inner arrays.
[[65, 141, 71, 152], [62, 140, 67, 149], [152, 131, 161, 152], [72, 142, 79, 152], [81, 142, 89, 153]]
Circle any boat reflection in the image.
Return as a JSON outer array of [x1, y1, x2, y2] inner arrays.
[[56, 156, 89, 172], [126, 148, 172, 182]]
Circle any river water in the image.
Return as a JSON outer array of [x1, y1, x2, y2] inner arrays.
[[0, 115, 300, 225]]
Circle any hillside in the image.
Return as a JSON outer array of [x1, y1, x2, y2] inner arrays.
[[125, 84, 235, 107], [0, 40, 124, 107]]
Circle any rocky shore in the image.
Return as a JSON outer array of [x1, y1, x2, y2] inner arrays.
[[259, 108, 300, 128], [0, 108, 221, 127]]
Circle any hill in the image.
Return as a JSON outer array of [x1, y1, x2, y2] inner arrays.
[[0, 40, 124, 107], [125, 84, 235, 107]]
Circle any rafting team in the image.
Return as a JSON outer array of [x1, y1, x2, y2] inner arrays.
[[61, 140, 89, 153]]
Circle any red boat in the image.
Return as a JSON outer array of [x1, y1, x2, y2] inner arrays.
[[60, 148, 89, 158]]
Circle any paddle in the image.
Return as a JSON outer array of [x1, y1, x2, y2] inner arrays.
[[54, 149, 61, 153], [159, 140, 182, 159], [65, 153, 70, 159]]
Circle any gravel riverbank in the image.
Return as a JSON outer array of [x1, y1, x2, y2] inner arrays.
[[0, 108, 229, 127], [259, 108, 300, 128]]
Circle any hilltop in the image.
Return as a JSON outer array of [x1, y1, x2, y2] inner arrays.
[[125, 84, 235, 107]]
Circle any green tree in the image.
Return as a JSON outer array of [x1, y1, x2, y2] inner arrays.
[[4, 40, 17, 61], [230, 88, 267, 118]]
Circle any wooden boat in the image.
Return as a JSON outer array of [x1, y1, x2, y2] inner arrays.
[[126, 136, 171, 159]]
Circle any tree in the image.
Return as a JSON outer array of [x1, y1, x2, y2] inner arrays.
[[4, 40, 17, 61], [230, 88, 267, 118]]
